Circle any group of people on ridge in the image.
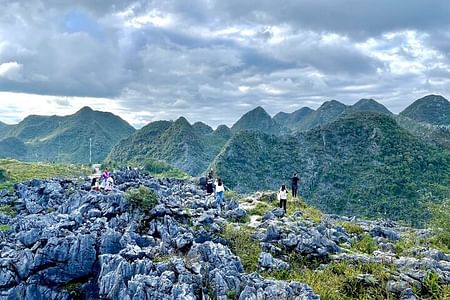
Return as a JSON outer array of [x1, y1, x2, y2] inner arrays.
[[278, 173, 300, 212], [205, 169, 225, 211], [91, 167, 114, 192]]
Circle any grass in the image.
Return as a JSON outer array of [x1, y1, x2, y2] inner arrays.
[[264, 260, 396, 300], [0, 224, 11, 232], [351, 234, 378, 254], [337, 221, 365, 235], [0, 159, 90, 190], [0, 205, 16, 217], [221, 224, 261, 273], [247, 201, 274, 216], [288, 196, 323, 223]]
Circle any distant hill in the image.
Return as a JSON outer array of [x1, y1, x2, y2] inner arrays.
[[400, 95, 450, 125], [0, 121, 12, 139], [107, 117, 230, 176], [0, 107, 135, 163], [273, 107, 314, 130], [212, 112, 450, 226], [343, 98, 392, 116], [296, 100, 348, 131], [231, 106, 287, 136]]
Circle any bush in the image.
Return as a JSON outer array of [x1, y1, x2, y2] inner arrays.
[[351, 234, 377, 254], [125, 186, 158, 211], [143, 158, 189, 179], [337, 221, 365, 235]]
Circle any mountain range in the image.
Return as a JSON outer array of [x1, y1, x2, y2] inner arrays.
[[0, 107, 135, 163], [2, 94, 450, 225]]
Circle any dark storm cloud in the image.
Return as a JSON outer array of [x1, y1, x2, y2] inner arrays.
[[0, 0, 449, 127]]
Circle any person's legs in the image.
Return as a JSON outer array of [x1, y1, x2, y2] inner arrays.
[[281, 199, 287, 212], [293, 186, 298, 198]]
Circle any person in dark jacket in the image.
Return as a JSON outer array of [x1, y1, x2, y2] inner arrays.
[[291, 173, 299, 198]]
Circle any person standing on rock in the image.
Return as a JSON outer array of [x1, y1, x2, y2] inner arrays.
[[206, 171, 214, 194], [278, 184, 288, 212], [291, 173, 299, 198], [101, 167, 110, 189], [215, 177, 225, 211]]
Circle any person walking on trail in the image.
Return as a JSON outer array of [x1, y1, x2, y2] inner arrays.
[[291, 173, 299, 198], [215, 177, 225, 211], [278, 184, 288, 212]]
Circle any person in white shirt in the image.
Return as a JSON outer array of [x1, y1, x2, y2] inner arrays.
[[278, 184, 288, 212], [105, 176, 114, 192], [215, 177, 225, 211]]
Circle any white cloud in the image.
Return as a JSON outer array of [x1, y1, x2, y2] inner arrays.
[[0, 61, 23, 80]]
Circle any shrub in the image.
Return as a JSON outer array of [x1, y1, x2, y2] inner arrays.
[[337, 221, 365, 235], [423, 270, 443, 299], [221, 224, 261, 272], [143, 158, 189, 179], [351, 234, 377, 254], [125, 185, 158, 211]]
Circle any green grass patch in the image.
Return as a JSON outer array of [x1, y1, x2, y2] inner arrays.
[[287, 196, 322, 223], [0, 159, 89, 190], [0, 224, 11, 232], [264, 261, 393, 300], [0, 205, 16, 217], [351, 234, 378, 254], [125, 185, 158, 211], [221, 224, 261, 273], [247, 202, 274, 216], [337, 221, 365, 235]]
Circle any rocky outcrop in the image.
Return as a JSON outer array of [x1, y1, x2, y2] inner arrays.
[[0, 170, 319, 299]]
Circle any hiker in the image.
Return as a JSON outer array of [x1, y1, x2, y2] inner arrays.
[[215, 177, 225, 211], [105, 176, 114, 192], [278, 184, 288, 212], [90, 177, 100, 191], [101, 167, 110, 189], [291, 173, 299, 198], [208, 168, 214, 180], [206, 176, 214, 194]]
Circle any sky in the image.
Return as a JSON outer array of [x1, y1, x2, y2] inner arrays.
[[0, 1, 449, 128]]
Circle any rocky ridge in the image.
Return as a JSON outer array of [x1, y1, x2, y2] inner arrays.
[[0, 171, 448, 299]]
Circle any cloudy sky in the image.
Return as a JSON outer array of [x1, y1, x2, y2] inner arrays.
[[0, 0, 449, 128]]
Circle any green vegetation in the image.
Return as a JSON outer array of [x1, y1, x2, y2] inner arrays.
[[0, 224, 11, 232], [215, 112, 450, 226], [0, 205, 16, 217], [0, 107, 134, 163], [107, 117, 230, 176], [337, 221, 365, 235], [264, 261, 393, 300], [351, 234, 378, 254], [288, 197, 322, 223], [221, 224, 261, 272], [143, 158, 190, 179], [125, 185, 158, 211], [0, 159, 89, 190], [247, 201, 274, 216], [428, 199, 450, 251]]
